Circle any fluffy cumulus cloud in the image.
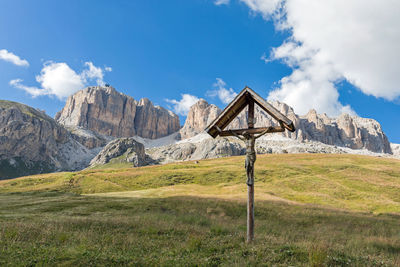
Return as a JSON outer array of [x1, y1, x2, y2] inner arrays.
[[214, 0, 230, 5], [0, 49, 29, 67], [165, 94, 200, 116], [207, 78, 237, 104], [10, 61, 111, 99], [240, 0, 282, 19], [240, 0, 400, 116]]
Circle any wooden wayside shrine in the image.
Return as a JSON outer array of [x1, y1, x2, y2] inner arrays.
[[205, 86, 295, 243]]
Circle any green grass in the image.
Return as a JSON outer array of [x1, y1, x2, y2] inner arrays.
[[0, 191, 399, 266], [1, 154, 399, 213], [1, 154, 400, 265]]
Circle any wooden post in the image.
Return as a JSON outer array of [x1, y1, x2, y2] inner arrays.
[[247, 97, 255, 243], [247, 179, 254, 242], [248, 97, 254, 128]]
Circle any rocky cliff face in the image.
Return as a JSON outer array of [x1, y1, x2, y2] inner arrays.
[[0, 100, 96, 179], [295, 110, 391, 153], [55, 86, 180, 140], [135, 98, 180, 139], [180, 99, 221, 139], [180, 99, 392, 154]]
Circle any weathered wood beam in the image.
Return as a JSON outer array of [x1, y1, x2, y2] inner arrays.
[[247, 182, 254, 242], [248, 96, 254, 129], [219, 126, 284, 136], [214, 125, 222, 133]]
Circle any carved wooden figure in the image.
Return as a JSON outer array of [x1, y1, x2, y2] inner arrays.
[[230, 129, 269, 185], [205, 86, 295, 243]]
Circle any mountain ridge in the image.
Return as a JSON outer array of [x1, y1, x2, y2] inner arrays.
[[180, 98, 392, 154], [0, 86, 397, 178], [55, 85, 180, 140]]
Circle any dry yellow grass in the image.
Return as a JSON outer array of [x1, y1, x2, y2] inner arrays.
[[1, 153, 399, 213], [90, 184, 300, 204], [1, 153, 400, 265]]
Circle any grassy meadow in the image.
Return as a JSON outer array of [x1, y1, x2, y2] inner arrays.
[[0, 154, 399, 266]]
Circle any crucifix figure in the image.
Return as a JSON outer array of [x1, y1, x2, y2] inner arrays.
[[230, 129, 270, 185]]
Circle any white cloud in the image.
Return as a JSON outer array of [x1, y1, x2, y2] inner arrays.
[[0, 49, 29, 67], [10, 79, 46, 97], [207, 78, 237, 104], [165, 94, 200, 116], [241, 0, 400, 116], [240, 0, 282, 20], [267, 41, 356, 115], [105, 66, 112, 72], [214, 0, 230, 5], [81, 62, 105, 86], [11, 61, 111, 99]]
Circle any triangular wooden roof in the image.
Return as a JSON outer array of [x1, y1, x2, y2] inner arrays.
[[205, 86, 295, 138]]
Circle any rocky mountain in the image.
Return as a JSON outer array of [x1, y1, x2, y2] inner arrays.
[[147, 135, 245, 164], [180, 99, 221, 139], [180, 99, 392, 154], [146, 133, 359, 165], [66, 126, 114, 149], [55, 86, 180, 140], [0, 89, 396, 177], [0, 100, 97, 179], [89, 138, 147, 168]]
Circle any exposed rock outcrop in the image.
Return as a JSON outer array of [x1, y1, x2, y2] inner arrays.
[[89, 138, 146, 167], [56, 86, 180, 140], [391, 143, 400, 158], [0, 100, 97, 179], [284, 106, 392, 153], [135, 98, 180, 139], [147, 136, 245, 164], [180, 99, 392, 154], [146, 132, 393, 166], [180, 99, 221, 139], [67, 126, 114, 149]]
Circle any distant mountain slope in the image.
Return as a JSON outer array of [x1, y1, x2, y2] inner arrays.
[[0, 100, 97, 179], [55, 85, 180, 140], [180, 99, 392, 154]]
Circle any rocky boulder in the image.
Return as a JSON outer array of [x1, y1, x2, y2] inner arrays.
[[147, 136, 245, 164], [89, 138, 146, 167], [56, 85, 180, 139]]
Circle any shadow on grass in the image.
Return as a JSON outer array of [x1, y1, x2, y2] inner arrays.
[[0, 191, 399, 266]]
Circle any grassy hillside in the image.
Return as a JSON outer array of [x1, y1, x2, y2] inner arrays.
[[1, 154, 400, 265], [1, 154, 399, 213], [0, 191, 399, 266]]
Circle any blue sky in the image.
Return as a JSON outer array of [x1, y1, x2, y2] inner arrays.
[[1, 0, 400, 143]]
